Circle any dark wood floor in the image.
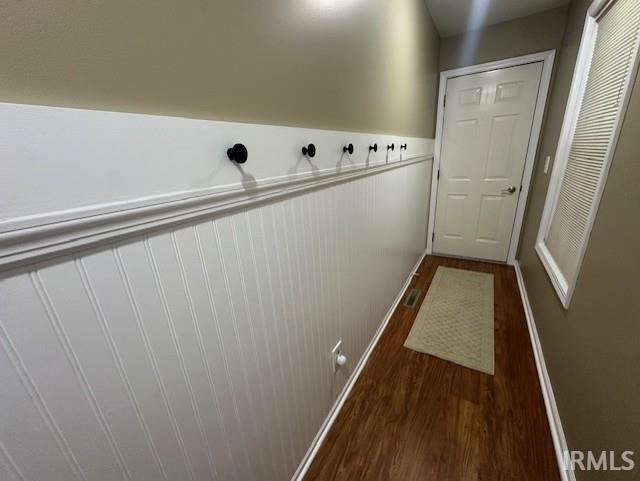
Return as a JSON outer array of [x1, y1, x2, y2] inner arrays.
[[304, 255, 560, 481]]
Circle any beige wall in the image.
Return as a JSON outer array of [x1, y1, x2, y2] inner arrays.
[[439, 7, 568, 70], [517, 0, 640, 478], [0, 0, 439, 137]]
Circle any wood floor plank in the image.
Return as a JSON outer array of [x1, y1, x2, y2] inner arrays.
[[304, 255, 560, 481]]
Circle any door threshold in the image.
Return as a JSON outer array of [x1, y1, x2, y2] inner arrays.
[[430, 252, 508, 265]]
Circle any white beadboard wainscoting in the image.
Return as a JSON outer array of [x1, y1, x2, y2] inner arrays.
[[0, 103, 433, 481]]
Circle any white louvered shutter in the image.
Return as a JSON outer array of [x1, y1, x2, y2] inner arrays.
[[545, 0, 640, 286]]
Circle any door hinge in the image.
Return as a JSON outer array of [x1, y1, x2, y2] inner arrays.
[[443, 95, 446, 108], [519, 185, 523, 193], [432, 232, 435, 242], [437, 169, 440, 181]]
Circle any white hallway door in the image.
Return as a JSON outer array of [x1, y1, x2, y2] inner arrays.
[[433, 62, 543, 262]]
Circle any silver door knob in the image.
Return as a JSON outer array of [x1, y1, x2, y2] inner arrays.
[[501, 185, 517, 195]]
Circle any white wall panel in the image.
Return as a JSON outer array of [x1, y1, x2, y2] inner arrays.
[[0, 106, 432, 481], [0, 103, 432, 232]]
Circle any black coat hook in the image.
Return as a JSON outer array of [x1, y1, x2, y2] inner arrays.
[[400, 144, 407, 150], [369, 143, 378, 152], [387, 143, 395, 151], [343, 143, 354, 155], [227, 143, 248, 164], [302, 143, 316, 158]]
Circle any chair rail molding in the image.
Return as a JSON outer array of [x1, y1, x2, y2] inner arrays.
[[0, 102, 434, 270]]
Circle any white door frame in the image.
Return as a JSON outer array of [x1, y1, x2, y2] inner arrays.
[[426, 50, 556, 265]]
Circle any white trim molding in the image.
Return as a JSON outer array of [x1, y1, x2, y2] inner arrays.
[[427, 50, 556, 265], [514, 261, 575, 481], [292, 250, 427, 481], [0, 102, 433, 270], [535, 0, 640, 308], [0, 154, 431, 270]]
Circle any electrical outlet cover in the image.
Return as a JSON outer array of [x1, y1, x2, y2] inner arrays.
[[331, 340, 342, 372]]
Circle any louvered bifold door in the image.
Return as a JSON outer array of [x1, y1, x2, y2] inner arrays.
[[545, 0, 640, 285]]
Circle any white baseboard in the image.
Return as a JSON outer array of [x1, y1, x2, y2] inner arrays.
[[514, 261, 575, 481], [291, 249, 427, 481]]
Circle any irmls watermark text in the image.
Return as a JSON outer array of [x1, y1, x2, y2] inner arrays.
[[563, 450, 635, 471]]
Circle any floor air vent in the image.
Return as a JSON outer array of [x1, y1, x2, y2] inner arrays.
[[403, 288, 421, 308]]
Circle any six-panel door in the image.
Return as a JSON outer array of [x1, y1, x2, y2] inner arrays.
[[433, 62, 543, 262]]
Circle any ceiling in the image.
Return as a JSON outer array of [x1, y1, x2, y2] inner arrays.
[[425, 0, 571, 37]]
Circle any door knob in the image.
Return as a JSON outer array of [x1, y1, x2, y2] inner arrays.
[[501, 185, 517, 195], [343, 143, 354, 154]]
